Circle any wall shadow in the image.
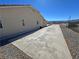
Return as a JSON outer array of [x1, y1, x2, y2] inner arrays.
[[0, 28, 42, 46]]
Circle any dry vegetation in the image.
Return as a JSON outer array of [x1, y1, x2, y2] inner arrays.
[[60, 24, 79, 59]]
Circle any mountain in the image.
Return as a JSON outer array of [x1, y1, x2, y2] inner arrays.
[[48, 19, 79, 24], [48, 21, 68, 24]]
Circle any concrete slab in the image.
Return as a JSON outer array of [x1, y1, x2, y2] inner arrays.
[[12, 25, 72, 59]]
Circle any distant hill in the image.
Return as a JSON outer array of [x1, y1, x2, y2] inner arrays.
[[48, 19, 79, 24], [48, 21, 67, 24], [67, 19, 79, 24]]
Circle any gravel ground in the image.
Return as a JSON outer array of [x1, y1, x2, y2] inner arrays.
[[0, 43, 32, 59], [60, 24, 79, 59]]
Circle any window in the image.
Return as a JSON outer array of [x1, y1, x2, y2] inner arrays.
[[22, 19, 25, 26], [37, 21, 39, 24], [0, 20, 3, 28]]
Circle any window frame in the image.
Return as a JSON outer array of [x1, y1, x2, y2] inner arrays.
[[22, 19, 25, 26], [37, 20, 39, 25], [0, 20, 3, 28]]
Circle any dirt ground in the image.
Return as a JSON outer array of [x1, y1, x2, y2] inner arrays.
[[0, 43, 32, 59], [60, 24, 79, 59]]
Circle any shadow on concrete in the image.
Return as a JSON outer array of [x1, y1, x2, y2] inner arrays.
[[0, 28, 41, 46]]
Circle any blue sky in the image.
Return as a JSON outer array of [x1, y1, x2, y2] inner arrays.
[[0, 0, 79, 21]]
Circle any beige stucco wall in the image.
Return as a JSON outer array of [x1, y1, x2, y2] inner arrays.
[[31, 8, 47, 27], [0, 6, 47, 38]]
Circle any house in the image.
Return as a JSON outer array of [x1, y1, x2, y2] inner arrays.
[[0, 5, 47, 39]]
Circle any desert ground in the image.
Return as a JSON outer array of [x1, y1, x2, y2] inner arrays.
[[0, 24, 79, 59], [60, 24, 79, 59]]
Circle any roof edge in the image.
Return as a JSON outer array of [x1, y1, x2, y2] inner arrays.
[[0, 4, 31, 6]]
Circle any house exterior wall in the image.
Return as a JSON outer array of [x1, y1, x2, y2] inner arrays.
[[0, 6, 47, 38], [31, 8, 47, 27]]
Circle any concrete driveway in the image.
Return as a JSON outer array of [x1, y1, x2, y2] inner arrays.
[[12, 25, 72, 59]]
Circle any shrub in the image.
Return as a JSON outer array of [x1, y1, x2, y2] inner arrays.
[[68, 23, 78, 28]]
